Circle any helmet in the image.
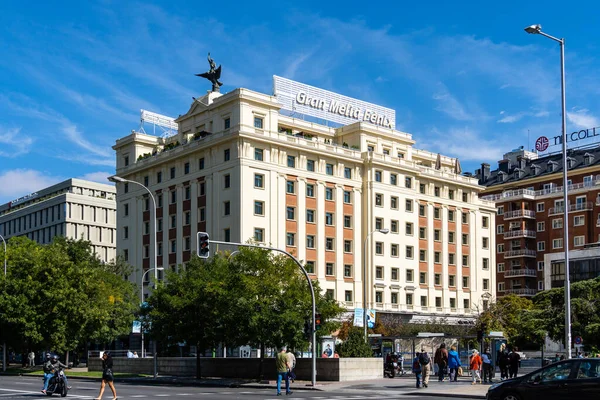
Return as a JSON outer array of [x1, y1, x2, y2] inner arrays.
[[46, 353, 51, 359], [50, 355, 57, 362]]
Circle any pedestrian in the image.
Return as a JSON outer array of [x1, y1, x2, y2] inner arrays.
[[448, 345, 461, 382], [482, 347, 493, 383], [276, 347, 292, 396], [132, 352, 139, 358], [470, 349, 482, 384], [434, 343, 449, 382], [126, 350, 133, 358], [508, 347, 521, 379], [412, 352, 423, 388], [419, 348, 431, 388], [94, 351, 117, 400], [286, 349, 297, 384], [497, 343, 509, 380], [28, 351, 35, 368]]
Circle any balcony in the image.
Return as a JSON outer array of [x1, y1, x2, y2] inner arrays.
[[504, 288, 537, 296], [482, 179, 600, 202], [503, 230, 536, 239], [504, 210, 536, 220], [549, 202, 594, 215], [504, 269, 538, 277], [504, 249, 537, 258]]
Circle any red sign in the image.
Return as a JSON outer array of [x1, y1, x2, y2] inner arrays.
[[536, 136, 549, 152]]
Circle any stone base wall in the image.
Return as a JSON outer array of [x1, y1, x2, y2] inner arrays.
[[88, 357, 383, 381]]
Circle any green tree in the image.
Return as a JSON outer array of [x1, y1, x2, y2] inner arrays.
[[336, 327, 372, 357]]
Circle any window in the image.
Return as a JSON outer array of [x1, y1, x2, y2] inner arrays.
[[325, 187, 334, 200], [375, 266, 383, 279], [391, 243, 398, 257], [389, 196, 398, 209], [406, 245, 414, 259], [306, 261, 315, 274], [184, 185, 191, 200], [375, 291, 383, 304], [375, 170, 382, 182], [124, 182, 128, 193], [419, 227, 426, 239], [538, 281, 544, 290], [170, 167, 176, 179], [434, 229, 441, 241], [462, 255, 469, 267], [482, 258, 489, 270], [537, 241, 545, 251], [462, 192, 468, 202], [224, 174, 231, 189], [326, 263, 334, 276], [224, 201, 231, 216], [448, 210, 455, 221], [419, 249, 427, 262], [375, 218, 383, 230], [449, 275, 456, 287], [434, 186, 440, 197], [344, 215, 352, 228], [344, 167, 352, 179], [537, 261, 544, 271], [306, 235, 315, 248], [124, 155, 129, 166], [498, 282, 505, 292], [286, 180, 295, 194], [199, 183, 205, 196], [435, 297, 442, 308], [405, 222, 413, 235], [199, 158, 205, 170], [344, 290, 352, 302], [482, 216, 489, 228], [419, 204, 426, 216], [448, 231, 455, 243], [306, 210, 315, 223], [325, 163, 333, 175], [406, 269, 414, 282], [287, 155, 296, 168], [123, 226, 129, 239], [224, 149, 230, 161], [184, 162, 190, 175], [286, 233, 295, 246], [537, 202, 545, 212], [574, 215, 585, 226], [449, 253, 456, 265], [124, 203, 129, 217], [391, 268, 399, 281], [254, 116, 263, 129], [552, 218, 563, 229], [405, 177, 412, 188], [375, 193, 383, 206], [170, 239, 176, 254], [405, 199, 413, 212], [224, 117, 231, 129], [144, 176, 149, 187], [462, 276, 469, 288], [537, 221, 545, 232], [306, 184, 315, 197], [325, 212, 334, 225], [406, 293, 413, 305], [344, 240, 352, 253], [375, 242, 383, 255], [434, 273, 441, 285], [307, 159, 315, 171], [497, 263, 505, 272], [199, 208, 205, 222], [344, 264, 352, 278], [449, 189, 455, 200], [170, 190, 177, 204], [482, 237, 489, 249], [184, 211, 191, 225], [326, 237, 334, 251], [434, 251, 441, 263], [419, 183, 426, 194], [254, 228, 264, 242], [344, 191, 351, 203], [390, 173, 397, 185], [574, 235, 585, 247], [254, 148, 264, 161], [420, 296, 427, 307], [391, 293, 398, 304], [254, 174, 264, 188], [286, 206, 295, 220], [462, 213, 468, 224], [434, 207, 440, 219], [498, 244, 505, 253], [483, 279, 489, 290]]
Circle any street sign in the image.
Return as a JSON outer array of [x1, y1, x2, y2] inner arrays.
[[574, 336, 583, 345]]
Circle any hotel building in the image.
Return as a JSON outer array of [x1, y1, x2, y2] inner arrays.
[[478, 143, 600, 297], [0, 179, 117, 263], [112, 77, 496, 322]]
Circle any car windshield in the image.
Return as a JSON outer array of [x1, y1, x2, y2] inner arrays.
[[576, 360, 600, 379], [528, 362, 573, 383]]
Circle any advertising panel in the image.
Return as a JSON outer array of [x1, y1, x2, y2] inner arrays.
[[273, 75, 395, 129]]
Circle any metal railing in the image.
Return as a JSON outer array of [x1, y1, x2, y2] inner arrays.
[[504, 249, 537, 258], [504, 230, 537, 238], [482, 179, 600, 201], [504, 288, 537, 296], [505, 269, 538, 277], [549, 201, 594, 215], [504, 209, 536, 219]]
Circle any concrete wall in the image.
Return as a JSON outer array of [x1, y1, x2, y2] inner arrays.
[[88, 357, 383, 381]]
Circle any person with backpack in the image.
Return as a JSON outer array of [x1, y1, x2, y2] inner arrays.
[[419, 348, 431, 388], [448, 345, 461, 382], [412, 352, 423, 388], [434, 343, 449, 381]]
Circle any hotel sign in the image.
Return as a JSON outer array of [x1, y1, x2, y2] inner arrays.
[[537, 127, 600, 152], [273, 75, 395, 129], [9, 192, 38, 207]]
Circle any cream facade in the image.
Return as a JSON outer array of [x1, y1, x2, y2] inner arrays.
[[113, 87, 496, 321], [0, 179, 117, 263]]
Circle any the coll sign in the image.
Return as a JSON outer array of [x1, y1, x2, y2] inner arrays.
[[273, 76, 395, 129], [537, 127, 600, 151], [9, 192, 38, 207]]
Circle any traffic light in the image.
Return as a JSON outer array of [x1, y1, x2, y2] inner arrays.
[[315, 313, 322, 331], [303, 321, 311, 339], [477, 329, 484, 342], [198, 232, 210, 258]]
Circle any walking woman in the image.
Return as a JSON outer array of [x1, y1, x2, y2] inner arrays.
[[95, 351, 117, 400]]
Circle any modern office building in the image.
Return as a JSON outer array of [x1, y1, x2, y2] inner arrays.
[[112, 76, 496, 322], [478, 141, 600, 297], [0, 179, 117, 263]]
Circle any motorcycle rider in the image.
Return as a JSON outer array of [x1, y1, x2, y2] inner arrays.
[[42, 354, 70, 394]]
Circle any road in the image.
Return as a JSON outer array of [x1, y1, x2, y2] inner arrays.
[[0, 375, 468, 399]]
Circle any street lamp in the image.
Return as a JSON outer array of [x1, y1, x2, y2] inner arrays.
[[524, 24, 571, 358], [0, 234, 6, 372], [108, 175, 160, 375], [140, 267, 164, 358], [363, 228, 389, 341]]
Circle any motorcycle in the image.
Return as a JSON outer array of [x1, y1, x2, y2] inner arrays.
[[45, 368, 69, 397], [384, 356, 404, 378]]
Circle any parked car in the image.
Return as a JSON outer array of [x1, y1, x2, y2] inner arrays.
[[486, 358, 600, 400]]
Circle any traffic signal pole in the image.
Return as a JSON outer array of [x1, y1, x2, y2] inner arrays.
[[197, 234, 317, 387]]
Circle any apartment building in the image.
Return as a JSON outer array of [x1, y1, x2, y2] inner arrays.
[[0, 179, 117, 263], [478, 144, 600, 297], [112, 77, 496, 322]]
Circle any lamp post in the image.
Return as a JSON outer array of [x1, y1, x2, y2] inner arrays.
[[108, 175, 160, 374], [140, 267, 164, 358], [363, 228, 389, 341], [1, 234, 6, 372], [524, 24, 571, 358]]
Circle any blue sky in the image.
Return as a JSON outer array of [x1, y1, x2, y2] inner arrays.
[[2, 0, 600, 204]]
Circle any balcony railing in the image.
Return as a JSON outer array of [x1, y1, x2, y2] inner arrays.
[[503, 230, 536, 239], [504, 269, 538, 277], [482, 179, 600, 202], [549, 202, 594, 215], [504, 249, 537, 258], [504, 288, 537, 296], [504, 210, 536, 220]]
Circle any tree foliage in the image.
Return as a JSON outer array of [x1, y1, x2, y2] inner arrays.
[[336, 327, 372, 357], [0, 236, 137, 354]]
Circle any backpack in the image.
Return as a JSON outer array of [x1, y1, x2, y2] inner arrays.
[[419, 352, 431, 365], [413, 359, 421, 371]]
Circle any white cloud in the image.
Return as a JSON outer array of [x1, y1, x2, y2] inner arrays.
[[283, 51, 313, 80], [567, 109, 600, 129], [0, 127, 34, 157], [78, 171, 113, 184], [61, 124, 111, 158], [432, 90, 474, 121], [0, 169, 64, 204], [427, 126, 507, 162], [497, 110, 550, 123]]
